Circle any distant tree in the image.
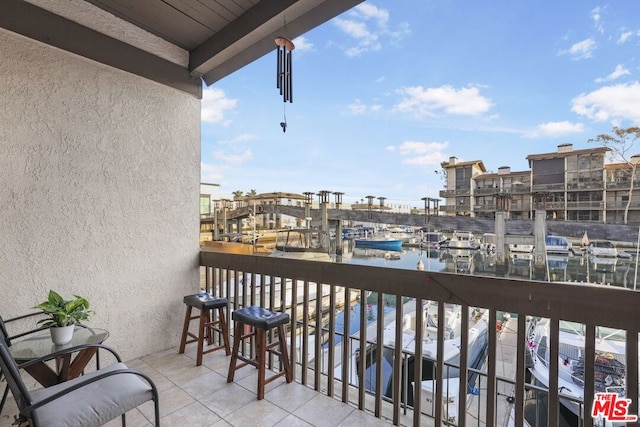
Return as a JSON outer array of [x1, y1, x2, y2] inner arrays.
[[589, 126, 640, 224], [232, 190, 244, 201], [247, 189, 257, 197]]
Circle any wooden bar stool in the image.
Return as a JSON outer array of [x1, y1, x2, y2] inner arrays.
[[226, 306, 292, 399], [179, 293, 230, 366]]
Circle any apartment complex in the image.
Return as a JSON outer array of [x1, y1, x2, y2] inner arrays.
[[440, 143, 640, 224]]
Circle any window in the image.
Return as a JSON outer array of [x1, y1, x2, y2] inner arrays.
[[200, 195, 211, 215]]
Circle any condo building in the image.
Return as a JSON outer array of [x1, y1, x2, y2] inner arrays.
[[440, 143, 640, 224]]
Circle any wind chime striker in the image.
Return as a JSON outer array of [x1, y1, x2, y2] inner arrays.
[[275, 36, 294, 132]]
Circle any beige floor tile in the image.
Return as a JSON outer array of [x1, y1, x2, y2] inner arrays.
[[180, 370, 229, 399], [292, 394, 355, 426], [160, 401, 221, 427], [337, 408, 394, 426], [223, 398, 289, 426], [273, 414, 314, 427], [199, 382, 258, 418], [164, 363, 213, 386], [139, 383, 195, 420], [265, 381, 318, 412]]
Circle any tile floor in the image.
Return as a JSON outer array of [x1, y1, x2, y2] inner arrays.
[[0, 344, 397, 427]]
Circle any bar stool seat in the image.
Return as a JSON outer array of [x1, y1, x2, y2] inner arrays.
[[179, 292, 230, 366], [226, 306, 292, 399]]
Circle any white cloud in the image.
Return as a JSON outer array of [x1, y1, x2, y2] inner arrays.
[[591, 7, 605, 34], [213, 148, 253, 165], [333, 4, 409, 57], [218, 133, 258, 145], [348, 100, 367, 115], [559, 38, 596, 60], [595, 64, 631, 83], [347, 99, 383, 115], [617, 30, 634, 44], [571, 81, 640, 125], [393, 85, 493, 117], [201, 87, 237, 124], [201, 162, 223, 182], [292, 36, 314, 53], [526, 121, 585, 138], [386, 141, 449, 166]]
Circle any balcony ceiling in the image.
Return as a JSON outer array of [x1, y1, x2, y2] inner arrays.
[[0, 0, 364, 97]]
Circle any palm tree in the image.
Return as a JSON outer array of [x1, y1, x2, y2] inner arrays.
[[232, 190, 244, 201], [590, 127, 640, 224]]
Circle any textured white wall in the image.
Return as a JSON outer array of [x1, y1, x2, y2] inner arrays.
[[0, 29, 201, 361]]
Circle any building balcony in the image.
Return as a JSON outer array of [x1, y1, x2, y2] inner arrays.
[[439, 189, 471, 198], [567, 182, 605, 190], [566, 201, 604, 209], [606, 181, 632, 190], [475, 187, 498, 195], [606, 201, 640, 209], [178, 252, 639, 426], [3, 252, 638, 426], [474, 203, 497, 211], [531, 183, 565, 192]]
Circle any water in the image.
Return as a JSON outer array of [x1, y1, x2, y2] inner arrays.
[[339, 244, 640, 290]]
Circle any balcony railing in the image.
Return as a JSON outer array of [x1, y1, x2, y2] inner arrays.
[[532, 183, 565, 192], [475, 187, 498, 195], [200, 251, 640, 427], [566, 201, 604, 209]]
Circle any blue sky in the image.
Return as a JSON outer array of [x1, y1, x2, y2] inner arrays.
[[201, 1, 640, 207]]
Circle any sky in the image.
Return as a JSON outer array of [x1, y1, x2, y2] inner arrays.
[[200, 1, 640, 208]]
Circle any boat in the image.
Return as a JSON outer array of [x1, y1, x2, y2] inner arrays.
[[545, 235, 572, 255], [526, 318, 638, 426], [357, 300, 489, 421], [588, 240, 618, 258], [270, 229, 333, 261], [354, 236, 403, 251], [421, 231, 448, 249], [448, 231, 479, 250], [480, 233, 496, 252], [509, 243, 534, 253]]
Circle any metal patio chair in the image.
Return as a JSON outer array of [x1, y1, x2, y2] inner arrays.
[[0, 312, 47, 414], [0, 341, 160, 427]]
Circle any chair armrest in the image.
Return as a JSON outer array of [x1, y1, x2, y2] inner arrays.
[[25, 368, 158, 412], [17, 343, 122, 369]]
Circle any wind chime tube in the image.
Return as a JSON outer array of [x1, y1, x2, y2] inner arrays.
[[283, 50, 289, 102], [276, 47, 282, 90], [287, 50, 293, 103]]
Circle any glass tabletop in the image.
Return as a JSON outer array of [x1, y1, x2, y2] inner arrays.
[[9, 326, 109, 361]]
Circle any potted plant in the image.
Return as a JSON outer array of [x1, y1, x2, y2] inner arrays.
[[33, 290, 95, 345]]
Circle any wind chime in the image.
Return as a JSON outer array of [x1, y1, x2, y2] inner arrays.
[[275, 36, 294, 132]]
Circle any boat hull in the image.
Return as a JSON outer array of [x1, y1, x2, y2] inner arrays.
[[354, 238, 403, 251]]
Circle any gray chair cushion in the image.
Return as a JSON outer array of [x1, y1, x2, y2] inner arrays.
[[30, 363, 153, 427]]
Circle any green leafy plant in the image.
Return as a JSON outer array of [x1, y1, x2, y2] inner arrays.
[[33, 290, 95, 328]]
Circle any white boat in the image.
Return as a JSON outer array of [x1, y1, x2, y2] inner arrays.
[[509, 243, 534, 253], [421, 231, 448, 249], [480, 233, 496, 252], [527, 318, 638, 426], [355, 300, 489, 419], [270, 229, 333, 261], [588, 240, 618, 258], [448, 231, 479, 250], [545, 235, 572, 255]]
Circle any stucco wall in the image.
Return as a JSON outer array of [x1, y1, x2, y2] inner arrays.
[[0, 29, 201, 361]]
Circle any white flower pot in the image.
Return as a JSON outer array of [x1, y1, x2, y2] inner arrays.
[[50, 325, 74, 345]]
